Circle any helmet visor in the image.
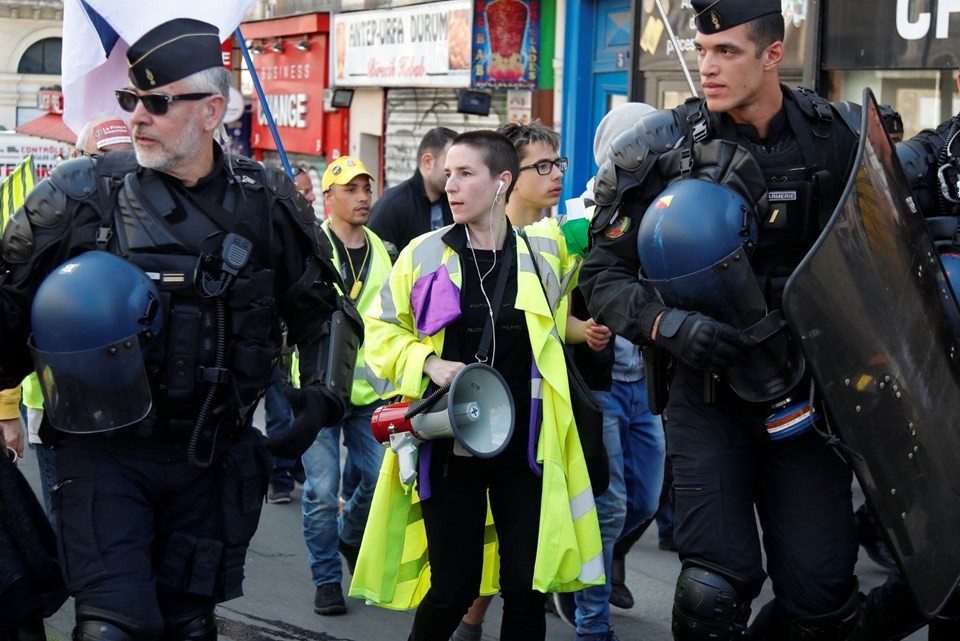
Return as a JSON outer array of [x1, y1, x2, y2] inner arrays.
[[29, 334, 153, 433]]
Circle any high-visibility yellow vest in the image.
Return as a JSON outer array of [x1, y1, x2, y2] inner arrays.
[[350, 218, 604, 609], [0, 158, 38, 417]]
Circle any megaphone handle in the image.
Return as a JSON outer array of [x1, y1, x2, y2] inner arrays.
[[390, 432, 420, 484]]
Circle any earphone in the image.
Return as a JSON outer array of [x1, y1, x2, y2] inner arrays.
[[496, 179, 505, 196]]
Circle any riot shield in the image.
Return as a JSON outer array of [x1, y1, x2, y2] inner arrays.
[[783, 89, 960, 616]]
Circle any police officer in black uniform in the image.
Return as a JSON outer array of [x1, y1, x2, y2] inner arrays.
[[579, 1, 864, 639], [0, 19, 359, 641]]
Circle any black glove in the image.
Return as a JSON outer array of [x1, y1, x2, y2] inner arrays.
[[654, 309, 756, 371], [266, 385, 346, 459]]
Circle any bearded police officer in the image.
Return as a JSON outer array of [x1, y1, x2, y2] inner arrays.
[[579, 1, 865, 639], [0, 19, 360, 641]]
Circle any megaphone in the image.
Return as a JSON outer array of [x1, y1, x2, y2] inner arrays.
[[371, 363, 516, 484]]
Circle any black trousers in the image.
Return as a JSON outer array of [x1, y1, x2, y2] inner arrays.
[[410, 441, 545, 641], [666, 369, 858, 621], [54, 430, 268, 639]]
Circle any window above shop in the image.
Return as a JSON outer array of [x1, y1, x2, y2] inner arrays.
[[18, 37, 62, 75]]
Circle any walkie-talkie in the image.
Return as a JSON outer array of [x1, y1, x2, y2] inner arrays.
[[221, 233, 253, 277]]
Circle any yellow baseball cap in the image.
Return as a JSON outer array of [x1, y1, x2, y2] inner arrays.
[[321, 156, 375, 192]]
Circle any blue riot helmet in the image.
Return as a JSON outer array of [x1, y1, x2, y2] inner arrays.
[[638, 178, 759, 318], [638, 179, 813, 440], [30, 251, 162, 433]]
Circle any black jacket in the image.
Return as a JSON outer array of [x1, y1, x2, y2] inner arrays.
[[368, 169, 452, 256]]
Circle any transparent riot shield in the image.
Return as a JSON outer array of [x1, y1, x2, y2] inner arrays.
[[783, 88, 960, 616]]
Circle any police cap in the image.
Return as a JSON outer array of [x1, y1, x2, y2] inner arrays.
[[127, 19, 223, 90], [691, 0, 782, 34]]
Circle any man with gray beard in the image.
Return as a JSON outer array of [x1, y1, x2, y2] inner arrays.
[[0, 18, 359, 641]]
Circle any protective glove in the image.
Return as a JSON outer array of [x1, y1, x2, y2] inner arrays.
[[654, 309, 756, 371], [266, 384, 346, 459]]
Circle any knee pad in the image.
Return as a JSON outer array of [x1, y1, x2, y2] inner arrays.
[[160, 611, 217, 641], [784, 582, 862, 641], [672, 559, 752, 641], [73, 605, 152, 641]]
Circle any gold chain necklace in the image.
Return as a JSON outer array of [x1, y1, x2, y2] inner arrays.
[[343, 234, 370, 300]]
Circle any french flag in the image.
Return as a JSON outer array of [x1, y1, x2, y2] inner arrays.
[[61, 0, 255, 133]]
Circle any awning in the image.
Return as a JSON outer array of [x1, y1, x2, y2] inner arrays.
[[16, 113, 76, 145]]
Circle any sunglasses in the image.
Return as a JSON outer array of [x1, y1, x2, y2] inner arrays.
[[115, 89, 213, 116], [520, 157, 569, 176]]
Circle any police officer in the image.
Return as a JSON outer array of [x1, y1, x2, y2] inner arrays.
[[0, 19, 359, 641], [899, 68, 960, 226], [579, 1, 863, 639]]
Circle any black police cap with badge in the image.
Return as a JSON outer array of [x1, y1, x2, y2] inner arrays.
[[690, 0, 782, 34], [126, 18, 223, 90]]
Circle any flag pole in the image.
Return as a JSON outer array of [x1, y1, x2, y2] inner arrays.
[[654, 0, 698, 98], [235, 28, 295, 179]]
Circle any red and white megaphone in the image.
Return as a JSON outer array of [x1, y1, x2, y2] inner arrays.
[[371, 363, 516, 484]]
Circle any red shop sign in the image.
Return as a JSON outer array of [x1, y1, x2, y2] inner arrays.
[[249, 34, 328, 156]]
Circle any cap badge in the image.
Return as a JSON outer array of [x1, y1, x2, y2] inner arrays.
[[145, 68, 156, 86], [710, 11, 721, 31]]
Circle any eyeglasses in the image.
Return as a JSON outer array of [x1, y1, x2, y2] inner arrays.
[[293, 165, 309, 177], [520, 157, 568, 176], [115, 89, 213, 116]]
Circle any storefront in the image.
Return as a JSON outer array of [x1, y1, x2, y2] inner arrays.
[[333, 0, 511, 192], [240, 12, 348, 195], [624, 1, 959, 140], [822, 0, 959, 138], [334, 0, 556, 194]]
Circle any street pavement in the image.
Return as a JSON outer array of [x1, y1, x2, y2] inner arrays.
[[19, 446, 927, 640]]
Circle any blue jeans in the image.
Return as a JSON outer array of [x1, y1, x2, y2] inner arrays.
[[264, 367, 295, 491], [611, 378, 665, 539], [301, 401, 385, 586], [573, 390, 627, 637]]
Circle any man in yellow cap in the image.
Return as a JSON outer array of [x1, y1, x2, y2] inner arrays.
[[0, 17, 359, 641], [300, 156, 393, 615]]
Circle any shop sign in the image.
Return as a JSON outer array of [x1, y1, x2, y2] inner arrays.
[[472, 0, 541, 89], [0, 134, 74, 178], [823, 0, 960, 69], [249, 41, 327, 155], [37, 90, 64, 114], [333, 0, 472, 88], [637, 0, 808, 72]]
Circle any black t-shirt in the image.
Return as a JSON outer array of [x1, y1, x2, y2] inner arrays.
[[326, 229, 370, 297], [440, 230, 533, 457]]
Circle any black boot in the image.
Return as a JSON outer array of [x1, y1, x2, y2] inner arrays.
[[15, 618, 45, 641], [854, 570, 926, 641], [609, 553, 634, 609]]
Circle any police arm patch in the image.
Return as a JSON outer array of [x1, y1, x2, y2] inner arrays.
[[604, 216, 631, 239]]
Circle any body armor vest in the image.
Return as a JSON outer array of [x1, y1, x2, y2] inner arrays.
[[113, 160, 282, 435]]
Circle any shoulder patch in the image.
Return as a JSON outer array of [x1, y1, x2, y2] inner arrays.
[[603, 216, 631, 239]]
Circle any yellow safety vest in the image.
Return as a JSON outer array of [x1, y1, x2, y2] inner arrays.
[[350, 218, 604, 609]]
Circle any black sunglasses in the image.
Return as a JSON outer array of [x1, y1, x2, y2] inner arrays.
[[520, 157, 568, 176], [115, 89, 213, 116]]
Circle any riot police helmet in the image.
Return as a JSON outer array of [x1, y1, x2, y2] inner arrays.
[[637, 178, 758, 283], [30, 251, 162, 433]]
